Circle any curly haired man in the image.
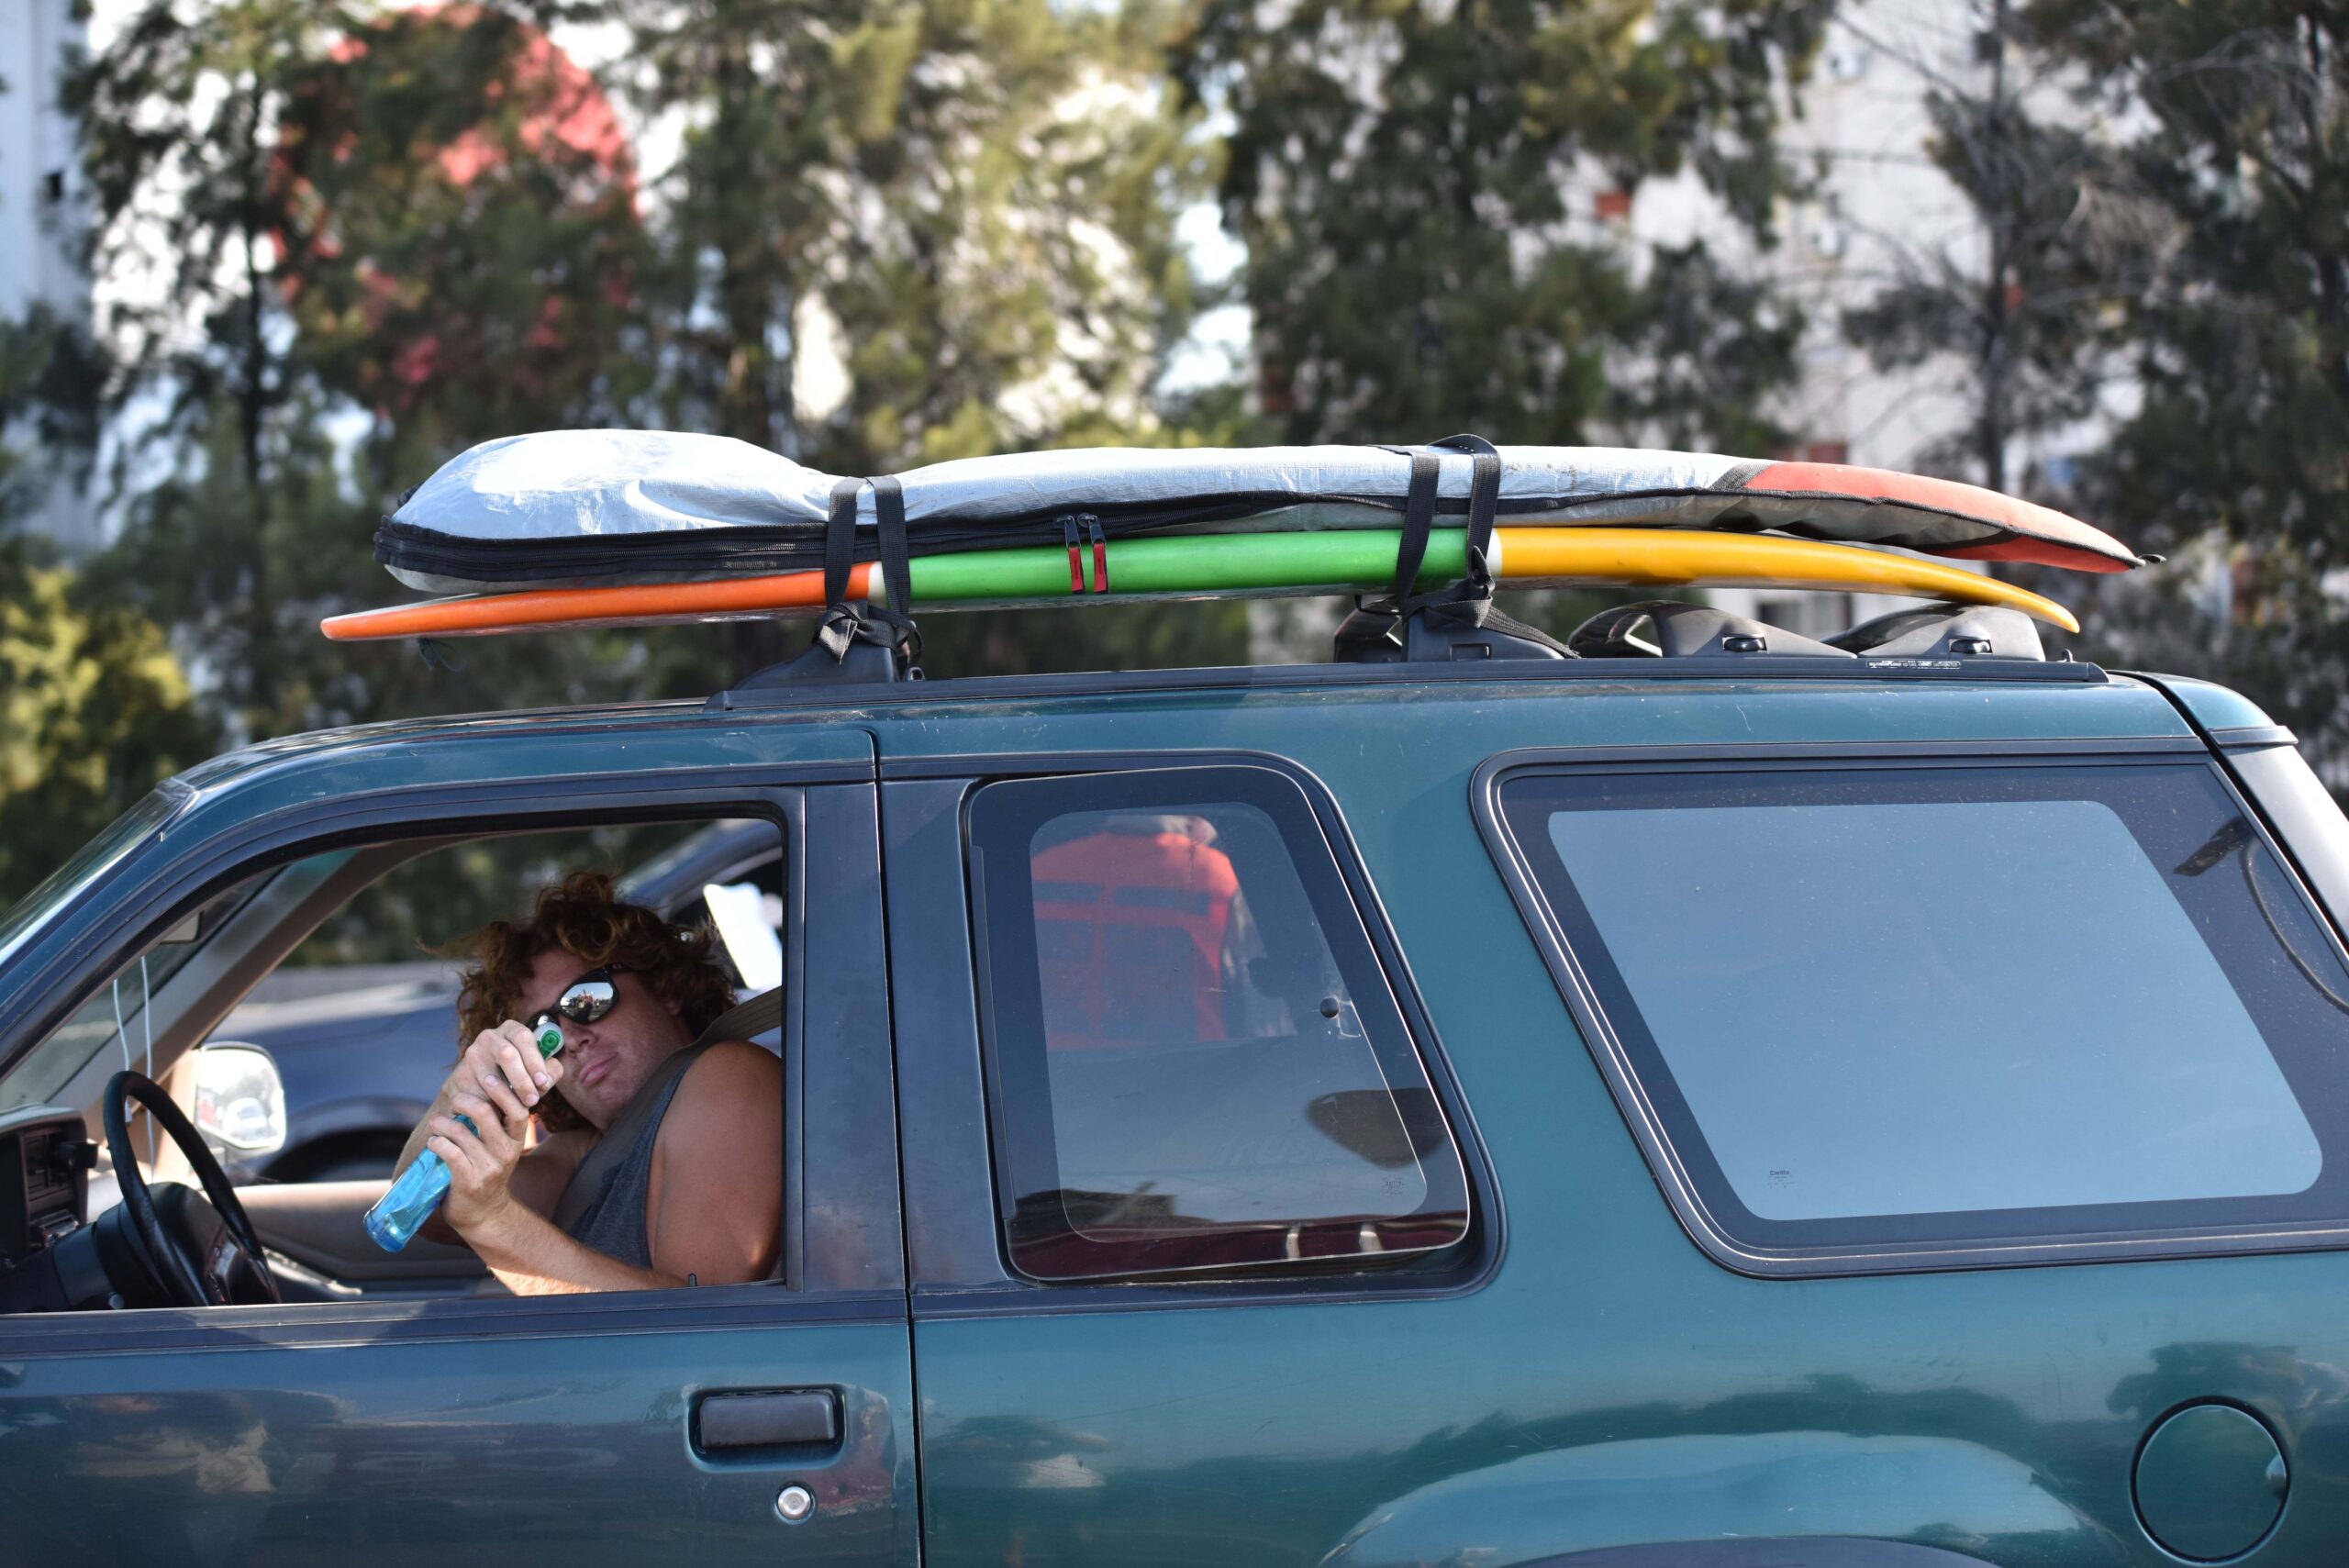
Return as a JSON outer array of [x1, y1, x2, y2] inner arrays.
[[390, 871, 783, 1294]]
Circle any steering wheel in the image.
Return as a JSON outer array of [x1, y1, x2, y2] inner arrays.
[[102, 1071, 281, 1307]]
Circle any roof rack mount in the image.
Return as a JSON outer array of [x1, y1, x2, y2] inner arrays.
[[1558, 600, 2048, 662]]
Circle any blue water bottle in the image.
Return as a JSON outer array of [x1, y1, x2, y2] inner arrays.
[[365, 1020, 563, 1251]]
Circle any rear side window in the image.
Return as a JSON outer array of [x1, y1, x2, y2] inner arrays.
[[969, 766, 1470, 1281], [1495, 759, 2349, 1268]]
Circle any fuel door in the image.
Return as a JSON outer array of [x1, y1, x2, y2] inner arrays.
[[2134, 1402, 2288, 1561]]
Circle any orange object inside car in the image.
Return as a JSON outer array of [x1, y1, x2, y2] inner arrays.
[[1032, 821, 1240, 1050]]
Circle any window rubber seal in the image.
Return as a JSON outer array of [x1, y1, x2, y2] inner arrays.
[[906, 747, 1504, 1315], [1472, 738, 2349, 1278]]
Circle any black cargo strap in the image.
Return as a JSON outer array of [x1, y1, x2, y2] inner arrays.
[[1384, 450, 1443, 609], [813, 475, 919, 665], [1394, 433, 1501, 625], [869, 476, 918, 655], [1342, 435, 1504, 652]]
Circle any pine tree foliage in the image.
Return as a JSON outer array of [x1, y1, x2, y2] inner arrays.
[[2015, 4, 2349, 776], [1173, 0, 1829, 447], [1838, 70, 2141, 492], [616, 0, 1208, 471]]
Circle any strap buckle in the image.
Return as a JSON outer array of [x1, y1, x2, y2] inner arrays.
[[809, 474, 920, 676], [1061, 514, 1109, 594]]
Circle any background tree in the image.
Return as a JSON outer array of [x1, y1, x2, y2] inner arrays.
[[73, 1, 733, 745], [2009, 3, 2349, 780], [1834, 0, 2143, 495], [618, 0, 1205, 471], [1169, 0, 1828, 651], [0, 309, 211, 906], [612, 0, 1215, 672], [1174, 0, 1828, 449], [0, 546, 215, 906]]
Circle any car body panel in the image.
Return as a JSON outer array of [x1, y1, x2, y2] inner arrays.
[[0, 725, 907, 1568], [874, 672, 2349, 1568], [8, 665, 2349, 1565], [0, 1314, 917, 1568], [2134, 671, 2277, 733]]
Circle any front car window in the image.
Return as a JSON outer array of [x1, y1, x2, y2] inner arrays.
[[1497, 759, 2349, 1265], [0, 813, 795, 1314], [2, 871, 279, 1116], [0, 789, 178, 973]]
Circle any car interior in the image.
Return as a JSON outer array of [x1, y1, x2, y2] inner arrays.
[[0, 817, 787, 1314]]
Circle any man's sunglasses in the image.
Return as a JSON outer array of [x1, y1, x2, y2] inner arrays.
[[529, 965, 622, 1034]]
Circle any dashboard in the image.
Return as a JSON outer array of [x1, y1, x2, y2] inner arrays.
[[0, 1106, 102, 1311], [0, 1107, 92, 1260]]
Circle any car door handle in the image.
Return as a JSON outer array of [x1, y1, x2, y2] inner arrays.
[[693, 1388, 841, 1453]]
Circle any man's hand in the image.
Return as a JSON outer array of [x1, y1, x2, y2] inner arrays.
[[389, 1018, 583, 1252], [440, 1019, 566, 1126], [424, 1056, 543, 1241]]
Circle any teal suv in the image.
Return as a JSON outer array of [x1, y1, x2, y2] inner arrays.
[[1, 619, 2345, 1568]]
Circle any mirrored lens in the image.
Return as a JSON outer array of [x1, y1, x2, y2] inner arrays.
[[556, 978, 618, 1024]]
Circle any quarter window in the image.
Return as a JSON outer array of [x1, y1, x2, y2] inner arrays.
[[1497, 760, 2349, 1264], [969, 766, 1470, 1281]]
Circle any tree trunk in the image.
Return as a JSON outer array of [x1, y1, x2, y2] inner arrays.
[[239, 71, 279, 724]]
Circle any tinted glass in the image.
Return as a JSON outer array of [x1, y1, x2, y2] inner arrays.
[[1501, 761, 2349, 1256], [0, 789, 175, 970], [4, 872, 273, 1114], [972, 767, 1469, 1280]]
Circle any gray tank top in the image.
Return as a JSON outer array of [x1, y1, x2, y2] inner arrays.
[[553, 1041, 716, 1270]]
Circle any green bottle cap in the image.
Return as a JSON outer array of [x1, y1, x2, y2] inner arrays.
[[533, 1020, 564, 1059]]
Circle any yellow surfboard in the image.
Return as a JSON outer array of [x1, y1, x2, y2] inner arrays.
[[1496, 529, 2079, 632]]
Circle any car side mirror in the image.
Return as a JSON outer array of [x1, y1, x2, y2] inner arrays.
[[190, 1042, 287, 1158]]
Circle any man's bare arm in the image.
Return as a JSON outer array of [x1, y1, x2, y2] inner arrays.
[[460, 1204, 683, 1296], [425, 1093, 649, 1294], [645, 1042, 785, 1286], [425, 1041, 780, 1294]]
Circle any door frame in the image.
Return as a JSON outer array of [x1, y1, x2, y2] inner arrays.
[[0, 762, 903, 1353], [880, 748, 1505, 1317]]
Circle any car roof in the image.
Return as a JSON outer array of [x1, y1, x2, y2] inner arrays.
[[163, 658, 2199, 811]]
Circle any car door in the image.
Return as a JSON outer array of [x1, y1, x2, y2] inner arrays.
[[0, 728, 914, 1568], [883, 761, 1502, 1568]]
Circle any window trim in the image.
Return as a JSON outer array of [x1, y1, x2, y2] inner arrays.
[[1474, 739, 2349, 1278], [0, 770, 902, 1353], [884, 749, 1500, 1313], [965, 762, 1475, 1284], [1, 756, 870, 1081]]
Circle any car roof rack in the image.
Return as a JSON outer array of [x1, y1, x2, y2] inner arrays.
[[1830, 603, 2047, 661], [1552, 600, 2051, 663]]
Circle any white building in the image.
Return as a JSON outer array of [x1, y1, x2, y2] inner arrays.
[[1, 0, 96, 551], [1620, 0, 2051, 642]]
